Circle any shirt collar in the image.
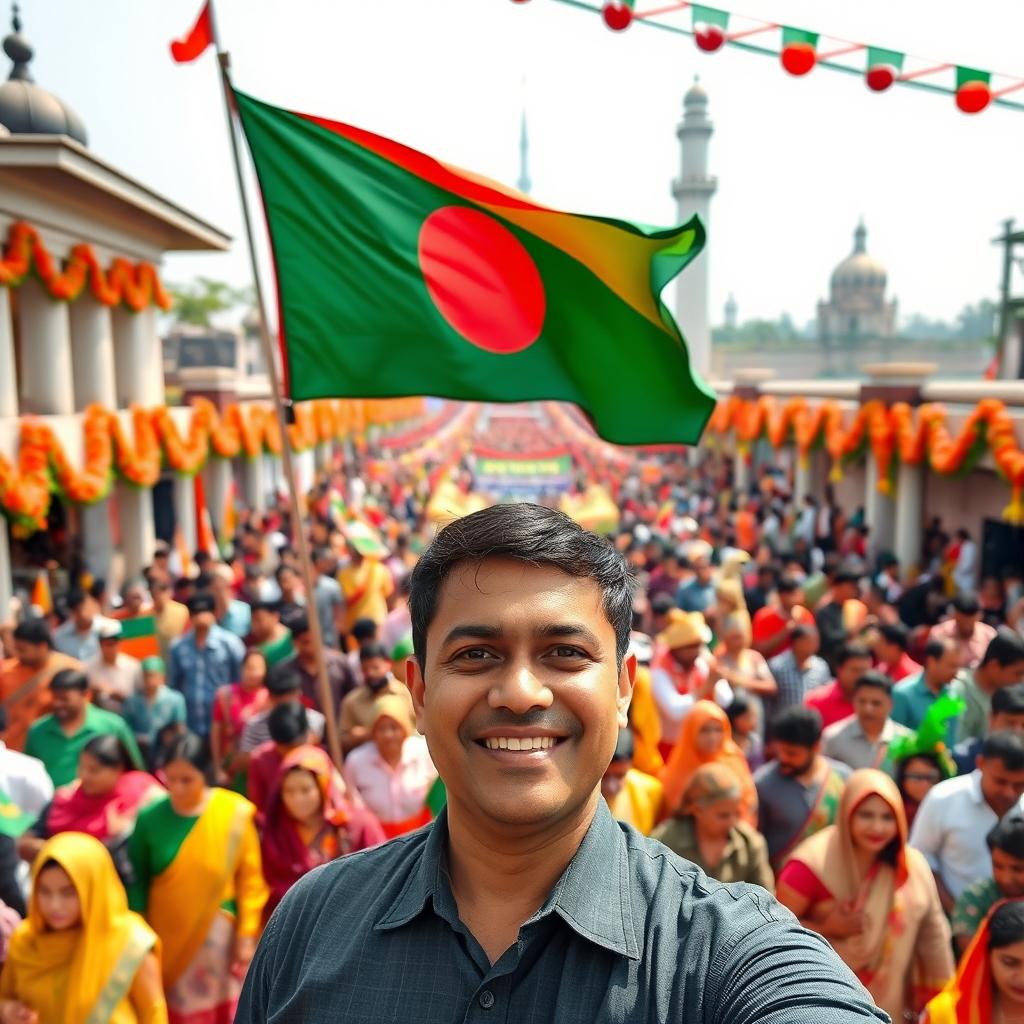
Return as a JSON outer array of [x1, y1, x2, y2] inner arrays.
[[375, 799, 640, 961]]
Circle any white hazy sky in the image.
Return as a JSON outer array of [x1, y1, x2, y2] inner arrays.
[[24, 0, 1024, 326]]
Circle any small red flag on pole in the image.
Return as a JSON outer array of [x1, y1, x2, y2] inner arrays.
[[170, 1, 214, 63]]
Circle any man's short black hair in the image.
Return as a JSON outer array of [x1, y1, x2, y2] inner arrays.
[[351, 618, 378, 643], [49, 669, 89, 693], [359, 642, 390, 663], [877, 622, 909, 650], [836, 643, 872, 667], [923, 637, 954, 663], [982, 730, 1024, 772], [833, 569, 861, 586], [777, 576, 802, 595], [409, 503, 635, 667], [771, 706, 823, 748], [268, 700, 310, 745], [609, 729, 634, 764], [791, 623, 816, 642], [13, 619, 51, 647], [994, 684, 1024, 718], [987, 816, 1024, 859], [251, 599, 281, 615], [265, 665, 302, 696], [951, 592, 981, 616], [187, 592, 215, 616], [650, 593, 675, 617], [982, 630, 1024, 668], [287, 613, 311, 637], [854, 671, 893, 697], [66, 588, 87, 610]]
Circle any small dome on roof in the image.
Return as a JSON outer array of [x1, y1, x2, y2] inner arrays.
[[831, 222, 886, 289]]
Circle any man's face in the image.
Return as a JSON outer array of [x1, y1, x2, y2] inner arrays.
[[980, 756, 1024, 817], [779, 588, 803, 613], [51, 688, 86, 723], [775, 741, 816, 777], [408, 558, 634, 829], [14, 639, 47, 669], [251, 608, 278, 638], [926, 645, 961, 687], [993, 712, 1024, 735], [293, 631, 316, 659], [191, 610, 215, 632], [992, 660, 1024, 689], [670, 642, 702, 671], [362, 656, 391, 686], [99, 637, 119, 663], [954, 611, 979, 639], [124, 587, 146, 616], [72, 598, 96, 630], [793, 630, 820, 661], [872, 634, 898, 665], [837, 657, 872, 694], [279, 569, 298, 596], [601, 758, 631, 801], [833, 582, 858, 604], [854, 687, 891, 730], [693, 560, 712, 585], [993, 847, 1024, 899]]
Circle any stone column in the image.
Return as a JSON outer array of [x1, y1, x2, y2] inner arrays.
[[173, 474, 197, 554], [69, 297, 117, 410], [18, 279, 74, 416], [117, 481, 155, 581], [242, 457, 266, 514], [731, 369, 776, 497], [0, 516, 11, 622], [204, 458, 231, 535], [860, 363, 936, 565], [113, 307, 162, 408], [80, 501, 115, 582], [315, 441, 332, 473], [0, 288, 17, 419]]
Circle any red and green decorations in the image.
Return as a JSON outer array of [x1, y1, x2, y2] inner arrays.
[[234, 89, 716, 446], [780, 28, 817, 77], [533, 0, 1024, 115]]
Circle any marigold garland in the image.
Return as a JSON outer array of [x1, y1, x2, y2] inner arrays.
[[0, 396, 425, 533], [0, 221, 172, 312], [708, 395, 1024, 521]]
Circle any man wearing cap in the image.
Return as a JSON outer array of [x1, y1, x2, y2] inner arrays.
[[122, 656, 187, 767], [85, 619, 142, 714], [167, 592, 245, 741], [650, 610, 732, 760], [52, 589, 117, 663], [339, 642, 416, 753]]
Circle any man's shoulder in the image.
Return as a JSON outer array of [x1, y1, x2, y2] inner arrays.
[[925, 772, 974, 807], [822, 714, 856, 740], [804, 680, 835, 704], [893, 673, 922, 694], [752, 761, 780, 787], [825, 757, 852, 780]]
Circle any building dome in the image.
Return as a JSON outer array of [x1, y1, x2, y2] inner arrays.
[[830, 222, 886, 290], [0, 6, 88, 146], [684, 77, 708, 109]]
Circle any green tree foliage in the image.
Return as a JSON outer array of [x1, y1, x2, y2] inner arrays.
[[168, 278, 253, 326]]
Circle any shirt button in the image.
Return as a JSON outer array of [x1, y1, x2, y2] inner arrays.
[[478, 990, 495, 1010]]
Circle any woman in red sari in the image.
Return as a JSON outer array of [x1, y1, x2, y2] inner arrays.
[[261, 745, 385, 916], [922, 899, 1024, 1024]]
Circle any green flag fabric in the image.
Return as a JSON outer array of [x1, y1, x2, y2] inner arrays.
[[0, 793, 35, 838], [235, 91, 716, 446]]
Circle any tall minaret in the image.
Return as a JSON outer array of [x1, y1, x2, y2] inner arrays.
[[672, 77, 717, 380], [517, 108, 532, 195]]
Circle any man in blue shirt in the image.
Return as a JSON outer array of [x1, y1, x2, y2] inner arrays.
[[675, 546, 716, 613], [239, 504, 885, 1024], [167, 592, 244, 739], [892, 636, 966, 746]]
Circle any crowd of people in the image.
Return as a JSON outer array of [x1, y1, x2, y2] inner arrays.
[[0, 446, 1022, 1021]]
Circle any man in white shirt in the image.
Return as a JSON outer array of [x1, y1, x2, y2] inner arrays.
[[0, 706, 53, 819], [86, 619, 142, 712], [910, 730, 1024, 914]]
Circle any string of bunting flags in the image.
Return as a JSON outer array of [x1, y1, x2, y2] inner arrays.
[[512, 0, 1024, 114]]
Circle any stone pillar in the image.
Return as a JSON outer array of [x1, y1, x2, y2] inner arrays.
[[0, 516, 11, 622], [296, 448, 316, 496], [204, 458, 231, 535], [81, 500, 115, 581], [69, 297, 116, 410], [242, 458, 266, 514], [173, 474, 197, 554], [113, 307, 163, 408], [894, 461, 925, 577], [315, 441, 332, 473], [18, 279, 74, 416], [860, 363, 936, 565], [117, 482, 155, 581], [0, 288, 17, 419]]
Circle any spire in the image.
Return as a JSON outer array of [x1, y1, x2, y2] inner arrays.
[[4, 3, 33, 83], [854, 219, 867, 254], [517, 107, 531, 195]]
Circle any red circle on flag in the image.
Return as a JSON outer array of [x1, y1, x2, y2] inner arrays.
[[418, 206, 546, 354]]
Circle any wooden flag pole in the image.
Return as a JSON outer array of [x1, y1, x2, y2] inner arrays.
[[207, 3, 345, 772]]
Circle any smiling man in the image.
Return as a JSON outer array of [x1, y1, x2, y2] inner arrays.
[[238, 504, 887, 1023]]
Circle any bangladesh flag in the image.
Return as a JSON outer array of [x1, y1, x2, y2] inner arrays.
[[235, 91, 715, 446]]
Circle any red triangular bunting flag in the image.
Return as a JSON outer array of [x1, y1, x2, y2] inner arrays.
[[170, 2, 214, 63]]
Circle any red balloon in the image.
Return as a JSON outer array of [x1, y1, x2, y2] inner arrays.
[[956, 80, 991, 114], [865, 64, 897, 92], [694, 23, 726, 52], [780, 42, 816, 76], [602, 2, 633, 30]]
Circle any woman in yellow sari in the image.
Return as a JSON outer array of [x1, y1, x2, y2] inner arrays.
[[0, 832, 165, 1024], [127, 734, 268, 1024], [922, 899, 1024, 1024], [775, 768, 953, 1023]]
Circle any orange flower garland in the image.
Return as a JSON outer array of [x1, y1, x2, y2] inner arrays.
[[0, 397, 425, 533], [0, 221, 172, 312]]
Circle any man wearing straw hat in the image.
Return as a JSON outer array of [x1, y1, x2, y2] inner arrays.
[[239, 504, 886, 1023]]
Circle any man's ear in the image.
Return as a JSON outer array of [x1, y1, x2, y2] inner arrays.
[[617, 651, 637, 729], [406, 655, 426, 733]]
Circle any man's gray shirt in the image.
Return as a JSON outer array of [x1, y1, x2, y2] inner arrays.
[[238, 799, 888, 1023]]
